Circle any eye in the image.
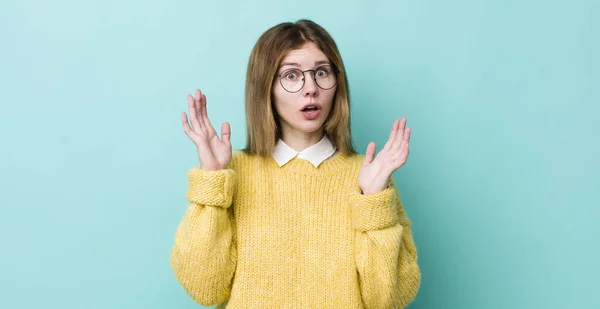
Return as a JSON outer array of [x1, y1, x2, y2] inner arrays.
[[315, 67, 331, 78], [282, 69, 301, 81]]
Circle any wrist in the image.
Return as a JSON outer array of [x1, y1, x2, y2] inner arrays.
[[360, 179, 391, 195], [200, 164, 222, 172], [361, 186, 387, 195]]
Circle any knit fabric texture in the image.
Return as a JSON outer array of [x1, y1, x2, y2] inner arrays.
[[171, 150, 421, 308]]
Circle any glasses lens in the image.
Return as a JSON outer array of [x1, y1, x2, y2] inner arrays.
[[314, 66, 337, 90], [280, 69, 304, 92]]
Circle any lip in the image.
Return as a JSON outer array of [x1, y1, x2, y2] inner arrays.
[[300, 103, 322, 111]]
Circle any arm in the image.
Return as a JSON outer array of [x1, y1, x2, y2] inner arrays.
[[170, 166, 237, 306], [349, 178, 421, 309]]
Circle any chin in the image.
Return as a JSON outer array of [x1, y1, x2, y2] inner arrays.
[[296, 122, 325, 133]]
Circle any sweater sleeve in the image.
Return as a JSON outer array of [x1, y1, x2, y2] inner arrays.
[[170, 164, 237, 306], [348, 177, 421, 309]]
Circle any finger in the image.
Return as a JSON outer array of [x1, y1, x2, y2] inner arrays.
[[397, 129, 411, 162], [404, 127, 411, 143], [390, 118, 407, 150], [383, 120, 399, 151], [195, 89, 204, 126], [188, 94, 203, 131], [364, 142, 376, 165], [181, 112, 193, 136], [221, 122, 231, 144], [201, 94, 216, 132]]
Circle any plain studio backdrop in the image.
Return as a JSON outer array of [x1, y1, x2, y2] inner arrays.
[[0, 0, 598, 308]]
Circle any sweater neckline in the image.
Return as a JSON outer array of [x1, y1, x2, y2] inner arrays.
[[267, 151, 358, 176]]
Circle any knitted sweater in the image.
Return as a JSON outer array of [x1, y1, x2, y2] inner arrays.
[[170, 150, 421, 308]]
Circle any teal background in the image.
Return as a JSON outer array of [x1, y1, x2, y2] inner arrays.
[[1, 0, 598, 308]]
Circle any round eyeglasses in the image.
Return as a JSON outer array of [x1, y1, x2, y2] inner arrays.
[[275, 65, 339, 93]]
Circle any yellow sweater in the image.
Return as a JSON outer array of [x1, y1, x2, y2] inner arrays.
[[170, 150, 421, 308]]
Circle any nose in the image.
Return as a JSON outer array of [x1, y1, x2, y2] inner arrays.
[[303, 72, 318, 97]]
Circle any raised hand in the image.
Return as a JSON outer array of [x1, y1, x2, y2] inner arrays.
[[181, 89, 232, 171], [358, 118, 411, 195]]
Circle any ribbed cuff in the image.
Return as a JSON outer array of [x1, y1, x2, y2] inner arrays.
[[185, 167, 236, 208], [348, 185, 399, 231]]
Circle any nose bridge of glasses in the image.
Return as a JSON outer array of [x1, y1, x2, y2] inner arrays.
[[302, 69, 319, 88]]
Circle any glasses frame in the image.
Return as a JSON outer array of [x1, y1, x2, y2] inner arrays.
[[274, 64, 341, 93]]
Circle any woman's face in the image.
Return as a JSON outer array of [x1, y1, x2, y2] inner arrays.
[[272, 42, 337, 139]]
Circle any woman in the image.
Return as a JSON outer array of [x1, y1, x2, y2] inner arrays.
[[171, 19, 421, 308]]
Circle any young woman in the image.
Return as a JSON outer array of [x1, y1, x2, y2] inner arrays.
[[171, 19, 421, 308]]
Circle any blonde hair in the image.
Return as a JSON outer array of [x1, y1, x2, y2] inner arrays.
[[242, 19, 357, 158]]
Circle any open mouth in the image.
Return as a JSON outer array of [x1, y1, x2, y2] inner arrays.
[[302, 106, 319, 112], [301, 105, 321, 120]]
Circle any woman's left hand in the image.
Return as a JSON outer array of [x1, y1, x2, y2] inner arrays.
[[358, 118, 411, 195]]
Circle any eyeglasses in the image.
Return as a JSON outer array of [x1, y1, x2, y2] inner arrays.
[[275, 64, 339, 93]]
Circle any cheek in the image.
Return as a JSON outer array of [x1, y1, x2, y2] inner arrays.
[[273, 87, 296, 112], [272, 85, 285, 112], [324, 88, 337, 110], [272, 96, 290, 120]]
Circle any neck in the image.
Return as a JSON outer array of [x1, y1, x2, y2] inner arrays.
[[280, 128, 324, 152]]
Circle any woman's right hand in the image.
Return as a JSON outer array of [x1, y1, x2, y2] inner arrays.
[[182, 89, 232, 171]]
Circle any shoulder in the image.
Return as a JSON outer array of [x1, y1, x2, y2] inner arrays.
[[345, 152, 365, 166], [229, 149, 264, 170], [330, 152, 365, 175], [232, 149, 246, 162], [228, 150, 245, 170]]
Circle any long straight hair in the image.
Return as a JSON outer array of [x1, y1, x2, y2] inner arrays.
[[242, 19, 357, 158]]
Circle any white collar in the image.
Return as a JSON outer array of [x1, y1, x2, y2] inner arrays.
[[272, 135, 337, 168]]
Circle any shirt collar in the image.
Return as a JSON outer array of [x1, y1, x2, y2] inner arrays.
[[272, 135, 337, 168]]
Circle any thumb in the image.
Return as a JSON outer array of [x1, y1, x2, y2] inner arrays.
[[364, 142, 376, 165], [221, 122, 231, 144]]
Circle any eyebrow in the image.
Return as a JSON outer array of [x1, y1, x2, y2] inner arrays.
[[280, 60, 331, 68]]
